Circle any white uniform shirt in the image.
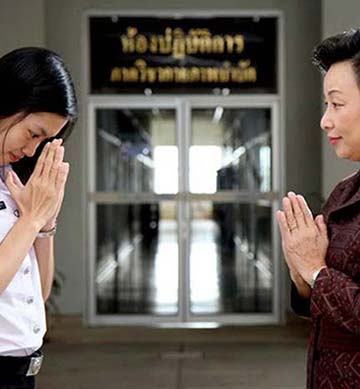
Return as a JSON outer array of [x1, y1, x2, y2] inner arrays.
[[0, 165, 46, 356]]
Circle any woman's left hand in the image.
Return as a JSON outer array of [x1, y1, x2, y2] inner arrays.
[[40, 182, 65, 231], [36, 161, 69, 231], [276, 192, 329, 285]]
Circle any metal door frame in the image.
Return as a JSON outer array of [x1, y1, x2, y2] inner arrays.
[[86, 96, 282, 326]]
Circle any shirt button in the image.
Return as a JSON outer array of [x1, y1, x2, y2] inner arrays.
[[23, 267, 30, 275], [14, 209, 19, 217], [26, 296, 34, 304], [33, 325, 41, 334]]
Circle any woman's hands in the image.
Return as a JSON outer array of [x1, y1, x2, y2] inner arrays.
[[276, 192, 329, 288], [5, 139, 70, 231]]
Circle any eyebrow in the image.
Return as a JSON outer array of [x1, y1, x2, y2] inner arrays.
[[328, 89, 343, 95], [34, 125, 49, 137]]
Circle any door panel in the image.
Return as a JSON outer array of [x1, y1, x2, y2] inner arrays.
[[187, 105, 276, 322], [93, 106, 180, 320]]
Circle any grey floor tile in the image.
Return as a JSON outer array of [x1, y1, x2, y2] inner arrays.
[[38, 343, 178, 389], [180, 343, 306, 388], [37, 316, 309, 389]]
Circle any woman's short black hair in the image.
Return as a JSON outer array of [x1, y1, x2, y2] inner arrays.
[[312, 28, 360, 86], [0, 47, 78, 182]]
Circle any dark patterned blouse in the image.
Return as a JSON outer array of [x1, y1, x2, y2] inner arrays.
[[292, 169, 360, 388]]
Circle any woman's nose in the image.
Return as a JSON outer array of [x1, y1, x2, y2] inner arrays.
[[320, 110, 333, 132], [23, 141, 40, 157]]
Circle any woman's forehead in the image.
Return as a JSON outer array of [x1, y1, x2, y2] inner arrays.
[[323, 61, 358, 95], [25, 113, 68, 136]]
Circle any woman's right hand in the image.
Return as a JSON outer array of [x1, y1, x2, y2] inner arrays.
[[5, 139, 69, 231], [290, 269, 311, 298]]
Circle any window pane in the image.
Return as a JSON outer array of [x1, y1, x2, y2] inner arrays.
[[190, 108, 272, 193], [96, 202, 179, 315], [96, 108, 178, 193], [190, 201, 273, 314]]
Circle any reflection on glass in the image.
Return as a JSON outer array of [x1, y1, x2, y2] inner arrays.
[[190, 108, 271, 193], [154, 146, 178, 194], [96, 202, 178, 315], [190, 201, 273, 315], [189, 146, 222, 194], [96, 109, 178, 193]]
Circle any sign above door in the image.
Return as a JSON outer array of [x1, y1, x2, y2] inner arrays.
[[89, 15, 278, 94]]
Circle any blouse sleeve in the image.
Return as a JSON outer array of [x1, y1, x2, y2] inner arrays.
[[311, 267, 360, 334]]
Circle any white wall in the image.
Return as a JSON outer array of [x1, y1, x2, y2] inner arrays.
[[0, 0, 44, 56], [322, 0, 360, 197]]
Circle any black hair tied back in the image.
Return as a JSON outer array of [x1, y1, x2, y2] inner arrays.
[[312, 28, 360, 85]]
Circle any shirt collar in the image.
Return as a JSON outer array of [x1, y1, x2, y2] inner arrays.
[[0, 165, 13, 195], [326, 169, 360, 219]]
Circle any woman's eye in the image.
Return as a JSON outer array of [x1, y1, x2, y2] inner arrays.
[[29, 131, 40, 139], [332, 102, 343, 108], [324, 101, 344, 109]]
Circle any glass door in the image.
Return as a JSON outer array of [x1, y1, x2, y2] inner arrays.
[[184, 99, 280, 324], [87, 99, 183, 325], [87, 97, 281, 325]]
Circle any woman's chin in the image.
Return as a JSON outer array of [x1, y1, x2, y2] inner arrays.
[[334, 148, 358, 161], [333, 146, 348, 159]]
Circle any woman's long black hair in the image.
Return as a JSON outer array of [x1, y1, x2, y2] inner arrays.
[[0, 47, 78, 182]]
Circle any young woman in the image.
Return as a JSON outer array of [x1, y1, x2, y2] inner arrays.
[[277, 28, 360, 388], [0, 47, 77, 388]]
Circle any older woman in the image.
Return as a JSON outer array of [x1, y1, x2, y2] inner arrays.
[[277, 28, 360, 388]]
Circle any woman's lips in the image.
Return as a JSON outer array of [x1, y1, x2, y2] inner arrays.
[[9, 152, 20, 162], [329, 137, 342, 145]]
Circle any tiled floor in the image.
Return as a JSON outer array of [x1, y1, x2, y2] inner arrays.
[[37, 315, 309, 389]]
